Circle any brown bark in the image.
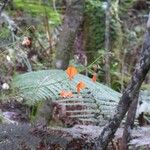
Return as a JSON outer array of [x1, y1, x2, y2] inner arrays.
[[54, 0, 85, 69], [121, 93, 139, 150], [93, 15, 150, 150]]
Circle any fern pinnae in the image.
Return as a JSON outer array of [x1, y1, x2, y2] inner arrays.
[[12, 69, 121, 123], [69, 114, 96, 118]]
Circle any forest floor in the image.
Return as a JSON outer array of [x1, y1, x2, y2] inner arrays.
[[0, 101, 150, 150]]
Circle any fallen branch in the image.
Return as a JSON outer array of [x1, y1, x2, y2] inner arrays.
[[121, 93, 139, 150], [1, 12, 20, 42], [0, 0, 9, 16], [93, 13, 150, 150], [1, 12, 19, 31]]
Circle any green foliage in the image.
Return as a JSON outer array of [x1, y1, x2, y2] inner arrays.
[[84, 0, 125, 91], [12, 69, 121, 121], [120, 0, 138, 12], [0, 26, 10, 38], [13, 0, 61, 26], [84, 1, 120, 62], [84, 0, 105, 62], [0, 25, 12, 45]]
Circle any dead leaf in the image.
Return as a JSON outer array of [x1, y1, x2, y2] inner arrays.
[[60, 90, 73, 98], [66, 66, 78, 80], [76, 81, 86, 94], [92, 73, 97, 83]]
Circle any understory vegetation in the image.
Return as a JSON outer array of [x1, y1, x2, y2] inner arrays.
[[0, 0, 150, 149]]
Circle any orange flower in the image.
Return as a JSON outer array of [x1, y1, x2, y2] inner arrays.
[[66, 66, 78, 80], [92, 73, 97, 83], [60, 90, 73, 98], [76, 81, 86, 94]]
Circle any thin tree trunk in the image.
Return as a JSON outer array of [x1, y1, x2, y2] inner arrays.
[[93, 13, 150, 150], [44, 8, 53, 67], [54, 0, 85, 69], [121, 93, 139, 150], [104, 0, 111, 85], [0, 0, 9, 15]]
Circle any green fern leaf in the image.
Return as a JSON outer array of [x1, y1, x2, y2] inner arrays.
[[12, 69, 121, 122]]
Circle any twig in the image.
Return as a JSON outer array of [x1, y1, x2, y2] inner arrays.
[[52, 0, 56, 11]]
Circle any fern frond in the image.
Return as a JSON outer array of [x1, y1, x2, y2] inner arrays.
[[69, 114, 96, 118], [12, 69, 121, 121], [66, 110, 100, 113]]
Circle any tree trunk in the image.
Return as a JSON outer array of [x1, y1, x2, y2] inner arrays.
[[34, 99, 53, 128], [93, 14, 150, 150], [121, 93, 139, 150], [54, 0, 85, 69], [104, 0, 111, 85], [0, 0, 9, 15]]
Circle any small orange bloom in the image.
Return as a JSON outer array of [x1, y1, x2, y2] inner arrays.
[[76, 81, 86, 94], [92, 73, 97, 83], [66, 66, 78, 80], [60, 90, 73, 98]]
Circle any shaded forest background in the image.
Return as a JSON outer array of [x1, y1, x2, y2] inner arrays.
[[0, 0, 150, 150]]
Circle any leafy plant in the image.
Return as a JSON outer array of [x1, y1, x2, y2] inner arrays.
[[12, 69, 121, 123], [14, 0, 61, 26]]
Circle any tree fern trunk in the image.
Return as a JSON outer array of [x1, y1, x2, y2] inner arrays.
[[54, 0, 85, 69], [93, 13, 150, 150]]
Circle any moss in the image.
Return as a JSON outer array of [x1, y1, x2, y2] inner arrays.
[[84, 1, 119, 63], [84, 1, 105, 63], [119, 0, 138, 13], [0, 26, 10, 38], [13, 0, 61, 26]]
